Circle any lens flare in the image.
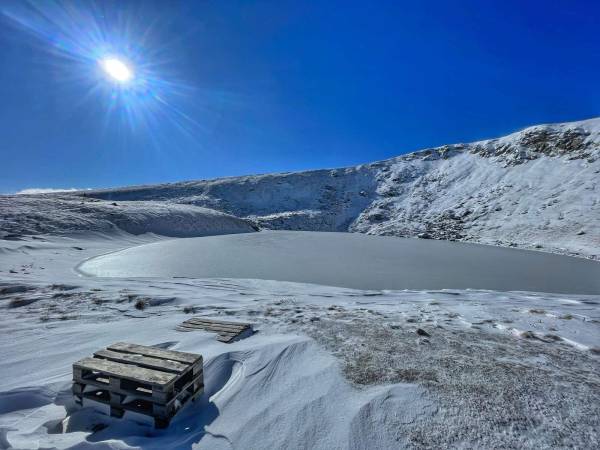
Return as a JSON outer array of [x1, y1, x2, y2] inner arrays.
[[100, 58, 133, 82], [1, 1, 209, 151]]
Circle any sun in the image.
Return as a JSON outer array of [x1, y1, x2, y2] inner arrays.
[[100, 57, 133, 83]]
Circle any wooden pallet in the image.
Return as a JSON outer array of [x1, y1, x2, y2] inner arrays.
[[177, 317, 253, 343], [72, 342, 203, 428]]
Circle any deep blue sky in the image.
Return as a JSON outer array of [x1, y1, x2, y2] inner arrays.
[[1, 0, 599, 193]]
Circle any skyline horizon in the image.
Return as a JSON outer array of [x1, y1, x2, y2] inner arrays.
[[2, 0, 599, 193], [6, 113, 600, 195]]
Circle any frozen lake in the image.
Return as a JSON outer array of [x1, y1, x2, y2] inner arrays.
[[78, 231, 600, 294]]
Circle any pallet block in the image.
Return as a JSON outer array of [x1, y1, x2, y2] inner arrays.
[[72, 342, 203, 428], [176, 317, 254, 343]]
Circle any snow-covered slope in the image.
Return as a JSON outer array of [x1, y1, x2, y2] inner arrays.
[[0, 195, 256, 238], [1, 234, 598, 449], [77, 117, 600, 259]]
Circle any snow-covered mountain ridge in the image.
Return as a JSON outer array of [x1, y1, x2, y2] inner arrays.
[[0, 196, 256, 238], [75, 117, 599, 259], [2, 117, 599, 259]]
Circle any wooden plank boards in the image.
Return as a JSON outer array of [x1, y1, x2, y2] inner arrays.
[[94, 349, 189, 374], [184, 317, 249, 326], [74, 357, 177, 386], [72, 342, 204, 428], [218, 327, 254, 343], [184, 322, 248, 332], [107, 342, 201, 365], [177, 316, 253, 343], [185, 317, 249, 328], [216, 334, 239, 343], [177, 323, 244, 334]]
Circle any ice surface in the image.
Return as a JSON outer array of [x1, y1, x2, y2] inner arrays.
[[78, 231, 600, 294]]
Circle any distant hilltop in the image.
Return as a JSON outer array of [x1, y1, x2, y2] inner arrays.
[[4, 117, 600, 260]]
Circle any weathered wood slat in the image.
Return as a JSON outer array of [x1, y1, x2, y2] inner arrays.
[[74, 375, 151, 399], [182, 326, 248, 335], [181, 324, 248, 333], [210, 329, 242, 337], [184, 319, 250, 330], [178, 325, 247, 337], [80, 374, 200, 426], [82, 391, 155, 416], [216, 334, 239, 343], [94, 349, 189, 374], [107, 342, 201, 365], [184, 318, 248, 328], [74, 357, 176, 387], [80, 374, 202, 411], [180, 328, 239, 339], [187, 317, 252, 327], [175, 373, 204, 402], [74, 372, 203, 406], [179, 322, 247, 333]]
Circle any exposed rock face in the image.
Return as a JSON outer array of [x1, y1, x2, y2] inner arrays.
[[470, 124, 597, 165]]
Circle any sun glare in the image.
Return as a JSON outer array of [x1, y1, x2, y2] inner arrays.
[[3, 1, 202, 140], [100, 58, 133, 82]]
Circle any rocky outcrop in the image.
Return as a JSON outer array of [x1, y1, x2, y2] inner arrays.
[[470, 123, 598, 165]]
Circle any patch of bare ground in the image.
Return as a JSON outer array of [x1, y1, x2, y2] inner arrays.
[[241, 302, 600, 449]]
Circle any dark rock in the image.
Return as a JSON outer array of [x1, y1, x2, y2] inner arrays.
[[3, 234, 23, 241], [134, 299, 147, 310], [416, 328, 430, 337]]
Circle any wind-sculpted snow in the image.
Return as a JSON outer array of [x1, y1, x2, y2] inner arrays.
[[75, 117, 600, 259], [0, 195, 256, 238], [0, 234, 598, 448]]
